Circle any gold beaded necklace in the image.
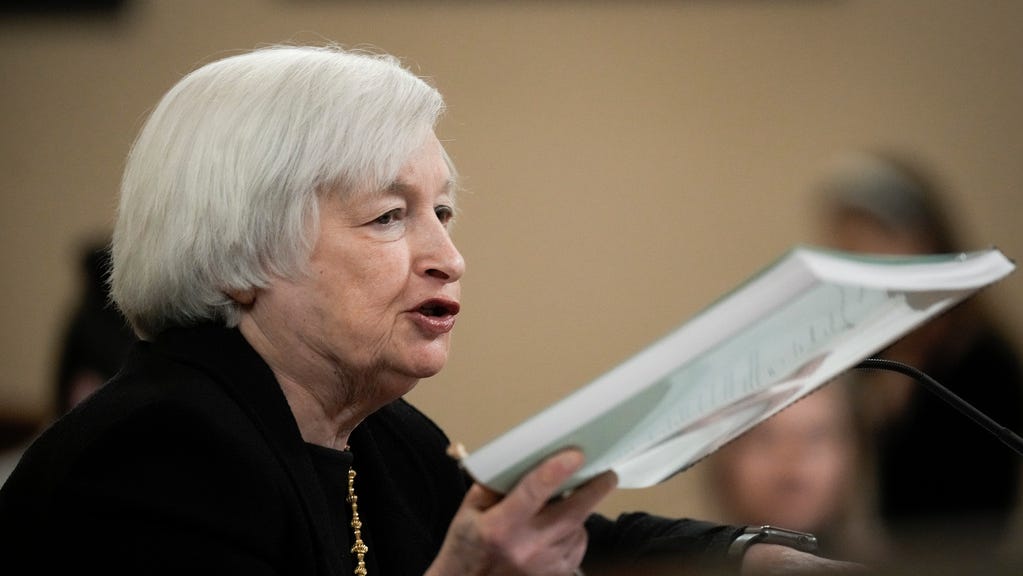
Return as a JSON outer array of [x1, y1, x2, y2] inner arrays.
[[345, 452, 369, 576]]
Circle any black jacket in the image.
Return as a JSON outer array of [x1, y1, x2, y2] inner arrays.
[[0, 324, 739, 574]]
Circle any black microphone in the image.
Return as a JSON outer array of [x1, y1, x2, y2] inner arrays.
[[854, 358, 1023, 457]]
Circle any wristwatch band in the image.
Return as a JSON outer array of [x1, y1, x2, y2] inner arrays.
[[728, 525, 819, 558]]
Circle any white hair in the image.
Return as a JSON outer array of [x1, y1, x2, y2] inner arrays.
[[111, 45, 446, 338]]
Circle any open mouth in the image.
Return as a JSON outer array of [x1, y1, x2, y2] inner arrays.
[[418, 299, 460, 317]]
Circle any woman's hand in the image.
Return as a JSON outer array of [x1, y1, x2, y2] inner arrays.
[[741, 544, 867, 575], [427, 450, 617, 576]]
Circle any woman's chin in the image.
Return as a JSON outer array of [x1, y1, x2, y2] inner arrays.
[[405, 342, 451, 378], [411, 359, 447, 380]]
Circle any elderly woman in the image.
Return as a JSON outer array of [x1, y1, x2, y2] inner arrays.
[[0, 46, 855, 575]]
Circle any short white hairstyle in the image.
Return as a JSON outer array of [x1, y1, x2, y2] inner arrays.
[[111, 45, 446, 338]]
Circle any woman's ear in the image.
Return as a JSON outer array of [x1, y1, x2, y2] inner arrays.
[[226, 288, 256, 306]]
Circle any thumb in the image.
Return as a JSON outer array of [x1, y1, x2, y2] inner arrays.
[[461, 482, 504, 512]]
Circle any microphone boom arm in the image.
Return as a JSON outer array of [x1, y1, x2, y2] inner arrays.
[[854, 358, 1023, 457]]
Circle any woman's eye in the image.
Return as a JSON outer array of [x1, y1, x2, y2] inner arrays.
[[373, 209, 402, 226], [435, 205, 454, 226]]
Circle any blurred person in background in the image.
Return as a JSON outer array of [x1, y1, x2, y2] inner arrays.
[[705, 382, 882, 563], [0, 242, 136, 486], [52, 242, 137, 416], [817, 151, 1023, 562]]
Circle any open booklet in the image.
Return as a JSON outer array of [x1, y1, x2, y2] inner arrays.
[[460, 245, 1015, 494]]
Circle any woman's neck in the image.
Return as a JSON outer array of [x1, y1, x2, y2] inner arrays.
[[276, 374, 362, 450], [237, 313, 417, 449]]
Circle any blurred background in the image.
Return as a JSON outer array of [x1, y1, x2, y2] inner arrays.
[[2, 0, 1021, 561]]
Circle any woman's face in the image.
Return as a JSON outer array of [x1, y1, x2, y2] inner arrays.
[[247, 133, 464, 396], [710, 385, 855, 533]]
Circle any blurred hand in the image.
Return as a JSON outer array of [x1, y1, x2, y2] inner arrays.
[[742, 544, 868, 576], [427, 450, 617, 576]]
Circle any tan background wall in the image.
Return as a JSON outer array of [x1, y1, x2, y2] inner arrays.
[[2, 0, 1022, 523]]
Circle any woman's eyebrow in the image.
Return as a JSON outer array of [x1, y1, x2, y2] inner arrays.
[[384, 177, 457, 199]]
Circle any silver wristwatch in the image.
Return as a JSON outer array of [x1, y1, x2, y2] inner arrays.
[[727, 525, 819, 558]]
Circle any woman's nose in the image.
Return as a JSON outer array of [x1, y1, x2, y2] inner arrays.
[[419, 221, 465, 282]]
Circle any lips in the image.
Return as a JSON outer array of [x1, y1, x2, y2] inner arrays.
[[410, 298, 460, 335]]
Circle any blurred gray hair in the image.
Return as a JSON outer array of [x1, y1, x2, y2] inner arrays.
[[111, 45, 446, 338], [818, 151, 960, 253]]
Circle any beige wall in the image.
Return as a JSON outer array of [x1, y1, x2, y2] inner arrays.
[[2, 0, 1022, 522]]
